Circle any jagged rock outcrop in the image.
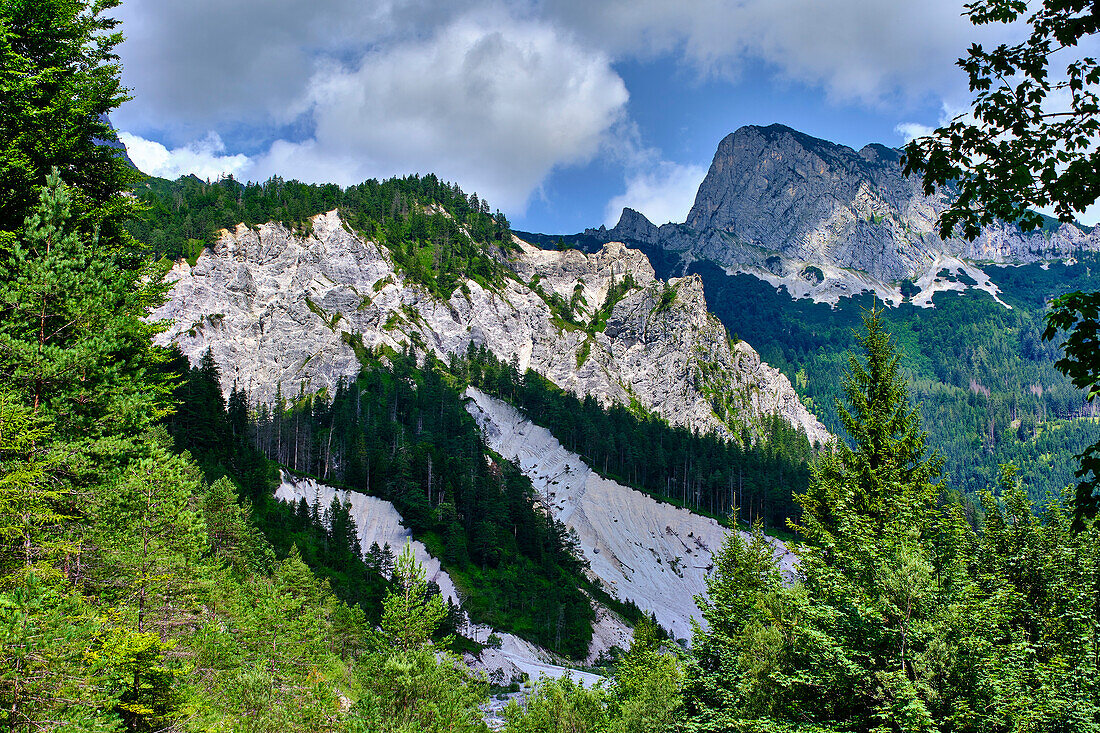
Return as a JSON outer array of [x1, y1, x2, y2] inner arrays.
[[152, 210, 829, 445], [587, 124, 1100, 305]]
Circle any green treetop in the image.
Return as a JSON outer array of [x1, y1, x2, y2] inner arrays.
[[800, 304, 943, 540], [0, 168, 169, 463], [381, 543, 449, 652], [0, 0, 137, 244]]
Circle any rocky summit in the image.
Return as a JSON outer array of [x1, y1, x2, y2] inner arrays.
[[152, 209, 830, 446], [589, 123, 1100, 305]]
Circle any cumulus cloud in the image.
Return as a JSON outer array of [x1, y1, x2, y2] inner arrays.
[[112, 0, 444, 135], [111, 0, 1028, 223], [245, 14, 628, 211], [604, 162, 708, 226], [118, 132, 252, 181]]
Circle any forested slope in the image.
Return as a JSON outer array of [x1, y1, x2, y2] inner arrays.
[[688, 257, 1100, 502], [531, 227, 1100, 504]]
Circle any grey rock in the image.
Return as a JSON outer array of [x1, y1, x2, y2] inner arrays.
[[152, 209, 829, 446], [592, 124, 1100, 305]]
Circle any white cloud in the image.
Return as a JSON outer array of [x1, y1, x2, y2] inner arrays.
[[118, 132, 252, 181], [111, 0, 1038, 225], [540, 0, 1019, 106], [112, 0, 450, 135], [245, 14, 629, 211], [894, 122, 934, 143], [604, 162, 708, 226]]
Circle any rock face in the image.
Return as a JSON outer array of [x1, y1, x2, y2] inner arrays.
[[465, 387, 796, 641], [152, 209, 828, 445], [588, 124, 1100, 305]]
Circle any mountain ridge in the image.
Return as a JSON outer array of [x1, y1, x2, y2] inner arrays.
[[587, 123, 1100, 305], [152, 208, 830, 447]]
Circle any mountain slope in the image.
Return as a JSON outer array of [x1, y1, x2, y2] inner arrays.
[[152, 208, 828, 446], [465, 387, 794, 641], [589, 124, 1100, 305]]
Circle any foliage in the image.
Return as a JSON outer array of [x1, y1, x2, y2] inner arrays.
[[1045, 289, 1100, 525], [162, 348, 391, 621], [382, 544, 450, 652], [502, 676, 614, 733], [681, 312, 1100, 732], [455, 343, 813, 530], [502, 620, 682, 733], [0, 6, 477, 731], [127, 173, 513, 299], [899, 0, 1100, 529], [611, 618, 682, 733], [675, 256, 1100, 506], [224, 350, 594, 657], [801, 305, 943, 537], [0, 0, 137, 243], [0, 391, 65, 584], [901, 0, 1100, 238], [350, 646, 490, 733], [0, 168, 169, 465]]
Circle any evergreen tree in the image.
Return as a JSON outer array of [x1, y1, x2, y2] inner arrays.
[[0, 169, 168, 461], [798, 304, 942, 544], [0, 390, 64, 582], [203, 475, 273, 574], [612, 617, 682, 733], [381, 544, 449, 652], [90, 438, 209, 637], [0, 0, 136, 241], [684, 308, 964, 732], [352, 547, 488, 733]]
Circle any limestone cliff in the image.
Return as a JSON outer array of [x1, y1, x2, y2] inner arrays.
[[588, 124, 1100, 305], [152, 209, 829, 445]]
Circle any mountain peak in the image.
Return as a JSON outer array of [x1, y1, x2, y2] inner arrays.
[[610, 207, 659, 245], [617, 123, 1100, 303]]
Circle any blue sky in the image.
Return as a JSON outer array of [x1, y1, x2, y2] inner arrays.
[[112, 0, 1014, 235]]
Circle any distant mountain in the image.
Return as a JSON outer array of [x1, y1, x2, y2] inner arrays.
[[96, 114, 136, 169], [589, 124, 1100, 305]]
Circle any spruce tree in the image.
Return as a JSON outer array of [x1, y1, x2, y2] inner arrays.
[[684, 307, 965, 732], [798, 304, 942, 545], [0, 169, 168, 461]]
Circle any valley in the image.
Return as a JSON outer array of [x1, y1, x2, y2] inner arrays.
[[6, 2, 1100, 725]]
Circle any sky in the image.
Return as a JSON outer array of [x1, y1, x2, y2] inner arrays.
[[112, 0, 1027, 235]]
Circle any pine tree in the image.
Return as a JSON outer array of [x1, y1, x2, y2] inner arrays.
[[0, 391, 65, 582], [90, 440, 209, 637], [380, 544, 448, 652], [0, 169, 168, 461], [203, 476, 273, 573]]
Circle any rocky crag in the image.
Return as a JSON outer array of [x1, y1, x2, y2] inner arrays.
[[587, 124, 1100, 305], [152, 209, 829, 445]]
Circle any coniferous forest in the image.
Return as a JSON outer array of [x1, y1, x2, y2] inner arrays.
[[525, 232, 1100, 509], [3, 1, 1100, 733]]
